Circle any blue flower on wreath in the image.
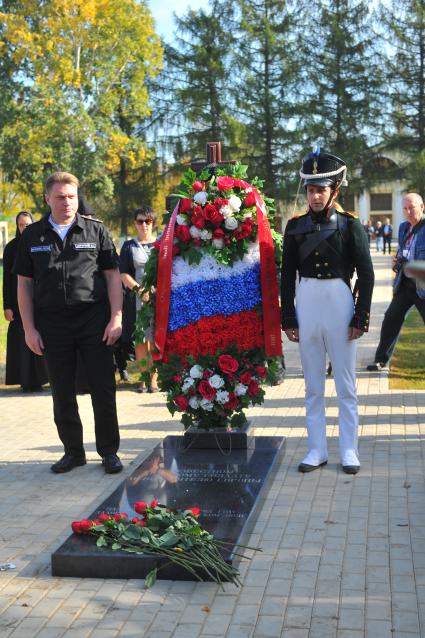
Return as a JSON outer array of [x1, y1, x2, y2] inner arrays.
[[168, 264, 261, 332]]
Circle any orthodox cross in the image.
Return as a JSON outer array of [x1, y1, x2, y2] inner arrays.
[[166, 142, 236, 211], [190, 141, 236, 174]]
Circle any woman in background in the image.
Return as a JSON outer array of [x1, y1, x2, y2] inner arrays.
[[119, 205, 158, 392], [3, 211, 48, 391]]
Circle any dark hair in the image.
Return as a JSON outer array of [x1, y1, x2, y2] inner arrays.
[[78, 195, 94, 217], [134, 205, 156, 225], [133, 209, 156, 221], [16, 211, 34, 224]]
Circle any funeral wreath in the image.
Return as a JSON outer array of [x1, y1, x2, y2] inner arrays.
[[136, 162, 283, 431]]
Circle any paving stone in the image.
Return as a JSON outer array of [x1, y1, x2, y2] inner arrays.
[[0, 254, 423, 638]]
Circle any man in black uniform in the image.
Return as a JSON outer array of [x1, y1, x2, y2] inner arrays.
[[15, 172, 123, 474], [281, 148, 374, 474]]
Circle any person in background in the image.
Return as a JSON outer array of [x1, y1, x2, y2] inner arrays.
[[375, 220, 384, 251], [119, 206, 158, 393], [366, 220, 374, 247], [367, 193, 425, 371], [15, 172, 123, 474], [382, 217, 393, 254], [74, 195, 128, 393], [3, 211, 48, 392]]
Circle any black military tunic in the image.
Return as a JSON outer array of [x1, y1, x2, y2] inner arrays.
[[15, 213, 120, 459], [281, 205, 374, 332]]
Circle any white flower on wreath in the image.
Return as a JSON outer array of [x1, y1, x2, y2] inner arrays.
[[190, 364, 203, 379], [209, 374, 225, 389], [182, 377, 195, 393], [189, 396, 200, 409], [219, 205, 233, 218], [194, 191, 208, 206], [212, 238, 224, 249], [224, 216, 238, 230], [200, 229, 212, 241], [200, 398, 214, 411], [216, 389, 230, 404], [235, 383, 248, 396], [228, 195, 242, 212], [189, 225, 202, 238], [176, 214, 189, 225]]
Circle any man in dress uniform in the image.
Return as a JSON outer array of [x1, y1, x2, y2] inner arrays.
[[281, 148, 374, 474], [15, 172, 123, 474]]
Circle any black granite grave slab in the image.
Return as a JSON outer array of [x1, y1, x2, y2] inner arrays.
[[182, 422, 252, 449], [51, 435, 285, 580]]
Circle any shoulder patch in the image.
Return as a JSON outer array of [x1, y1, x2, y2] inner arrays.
[[81, 215, 103, 223]]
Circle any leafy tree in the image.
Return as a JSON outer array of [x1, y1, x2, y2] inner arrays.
[[379, 0, 425, 195], [0, 0, 163, 230], [234, 0, 305, 201], [299, 0, 383, 195], [156, 0, 238, 162]]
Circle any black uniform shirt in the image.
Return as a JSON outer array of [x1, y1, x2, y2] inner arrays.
[[14, 214, 119, 310], [281, 207, 374, 331]]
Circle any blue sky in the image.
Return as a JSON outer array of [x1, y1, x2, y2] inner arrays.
[[148, 0, 207, 42]]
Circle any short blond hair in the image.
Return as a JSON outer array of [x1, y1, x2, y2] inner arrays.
[[45, 171, 79, 194]]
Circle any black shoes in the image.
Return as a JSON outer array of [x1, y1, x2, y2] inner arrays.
[[102, 454, 123, 474], [51, 453, 87, 473], [51, 453, 123, 474], [366, 362, 388, 372], [119, 369, 129, 382], [298, 461, 328, 473], [342, 465, 360, 475]]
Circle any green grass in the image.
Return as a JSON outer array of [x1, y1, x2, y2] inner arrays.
[[390, 308, 425, 389]]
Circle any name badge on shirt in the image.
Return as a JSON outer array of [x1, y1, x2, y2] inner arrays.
[[31, 245, 51, 252], [74, 242, 97, 250]]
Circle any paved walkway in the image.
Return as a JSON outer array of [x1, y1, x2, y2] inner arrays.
[[0, 252, 424, 638]]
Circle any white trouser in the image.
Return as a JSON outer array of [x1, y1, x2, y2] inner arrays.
[[296, 278, 359, 466]]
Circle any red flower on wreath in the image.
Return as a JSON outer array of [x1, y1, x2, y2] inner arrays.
[[217, 176, 234, 191], [198, 380, 216, 401], [192, 180, 204, 192], [240, 371, 252, 385], [218, 354, 239, 374], [248, 380, 260, 396], [244, 191, 256, 207], [224, 392, 239, 410], [179, 198, 193, 213], [175, 395, 189, 410], [175, 224, 191, 243], [191, 208, 205, 229], [203, 203, 224, 226]]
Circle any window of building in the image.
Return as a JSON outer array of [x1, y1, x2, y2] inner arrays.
[[370, 193, 392, 211]]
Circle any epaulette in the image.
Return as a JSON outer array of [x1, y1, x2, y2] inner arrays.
[[81, 215, 103, 222], [334, 203, 358, 218], [291, 211, 308, 219]]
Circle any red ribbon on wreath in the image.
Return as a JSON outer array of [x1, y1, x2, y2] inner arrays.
[[154, 182, 282, 359]]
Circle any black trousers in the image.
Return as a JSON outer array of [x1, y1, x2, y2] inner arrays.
[[375, 278, 425, 364], [36, 303, 120, 458], [383, 237, 392, 254]]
